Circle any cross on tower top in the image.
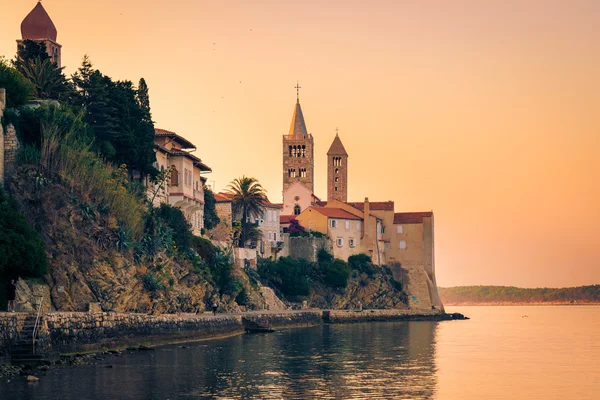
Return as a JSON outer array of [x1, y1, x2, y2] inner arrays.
[[335, 127, 340, 136], [294, 82, 301, 103]]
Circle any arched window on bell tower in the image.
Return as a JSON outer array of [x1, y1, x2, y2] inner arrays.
[[294, 205, 301, 215]]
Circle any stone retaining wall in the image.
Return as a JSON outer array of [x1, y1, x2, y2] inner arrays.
[[1, 309, 448, 358], [44, 312, 245, 353], [322, 309, 444, 323], [242, 310, 322, 329]]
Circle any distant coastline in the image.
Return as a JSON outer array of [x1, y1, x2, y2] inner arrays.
[[440, 285, 600, 306]]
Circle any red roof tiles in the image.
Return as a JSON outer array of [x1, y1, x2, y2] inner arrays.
[[309, 207, 361, 220], [393, 212, 433, 224], [280, 215, 296, 224], [214, 193, 233, 202]]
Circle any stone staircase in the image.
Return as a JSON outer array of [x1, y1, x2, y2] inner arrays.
[[10, 314, 51, 366]]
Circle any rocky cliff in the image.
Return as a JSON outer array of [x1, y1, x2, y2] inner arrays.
[[9, 165, 263, 314]]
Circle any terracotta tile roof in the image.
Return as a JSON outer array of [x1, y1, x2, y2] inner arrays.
[[154, 128, 196, 150], [347, 201, 395, 211], [280, 215, 296, 224], [310, 207, 361, 220], [214, 192, 233, 202], [168, 150, 212, 172], [393, 212, 433, 224]]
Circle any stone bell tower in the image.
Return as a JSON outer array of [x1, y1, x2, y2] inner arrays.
[[327, 131, 348, 202], [17, 1, 62, 67], [282, 84, 315, 194]]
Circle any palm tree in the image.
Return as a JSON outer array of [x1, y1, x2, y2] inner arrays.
[[20, 58, 70, 100], [225, 176, 267, 247]]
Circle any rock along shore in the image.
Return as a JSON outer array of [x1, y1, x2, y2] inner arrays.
[[1, 309, 466, 366]]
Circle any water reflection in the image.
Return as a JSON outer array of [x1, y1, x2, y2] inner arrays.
[[1, 321, 438, 399]]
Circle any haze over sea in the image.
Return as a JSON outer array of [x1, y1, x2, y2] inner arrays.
[[1, 306, 598, 399]]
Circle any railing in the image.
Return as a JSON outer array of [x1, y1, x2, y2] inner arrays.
[[32, 296, 43, 355]]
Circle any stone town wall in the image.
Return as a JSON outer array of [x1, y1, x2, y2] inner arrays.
[[288, 236, 331, 262]]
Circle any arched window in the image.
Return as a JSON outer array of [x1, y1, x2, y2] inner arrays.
[[335, 168, 339, 174], [334, 177, 339, 182], [294, 205, 301, 215], [302, 145, 306, 158], [170, 166, 179, 185], [289, 146, 293, 156]]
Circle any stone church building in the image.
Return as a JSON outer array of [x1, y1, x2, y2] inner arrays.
[[280, 91, 443, 310]]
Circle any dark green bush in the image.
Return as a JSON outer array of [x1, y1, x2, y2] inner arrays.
[[0, 188, 48, 280], [192, 236, 216, 265], [348, 253, 376, 277], [322, 259, 350, 288], [0, 59, 35, 108], [142, 274, 164, 292], [317, 248, 334, 264], [155, 204, 192, 249], [258, 257, 312, 297]]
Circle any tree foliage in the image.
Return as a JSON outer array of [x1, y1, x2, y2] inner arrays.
[[203, 186, 220, 230], [225, 176, 267, 247], [0, 188, 48, 280], [71, 56, 156, 177], [439, 285, 600, 304], [19, 57, 72, 100], [0, 58, 35, 108]]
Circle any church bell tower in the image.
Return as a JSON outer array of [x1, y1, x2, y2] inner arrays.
[[327, 131, 348, 202], [282, 84, 315, 194], [18, 1, 62, 67]]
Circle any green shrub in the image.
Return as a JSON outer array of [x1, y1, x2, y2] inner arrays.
[[155, 204, 192, 249], [142, 274, 164, 292], [0, 188, 48, 280], [17, 144, 41, 164], [391, 279, 403, 292], [257, 257, 312, 297], [322, 259, 350, 288], [348, 253, 376, 277], [192, 236, 216, 265], [235, 285, 248, 306], [0, 58, 35, 108], [317, 248, 334, 264]]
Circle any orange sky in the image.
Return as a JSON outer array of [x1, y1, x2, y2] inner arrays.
[[1, 1, 599, 288]]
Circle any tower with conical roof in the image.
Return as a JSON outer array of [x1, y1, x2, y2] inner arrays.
[[282, 85, 315, 195], [327, 131, 348, 202], [17, 1, 62, 67]]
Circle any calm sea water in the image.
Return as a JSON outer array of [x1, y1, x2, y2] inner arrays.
[[1, 306, 599, 399]]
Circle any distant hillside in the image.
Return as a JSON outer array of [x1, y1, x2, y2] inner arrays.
[[439, 285, 600, 305]]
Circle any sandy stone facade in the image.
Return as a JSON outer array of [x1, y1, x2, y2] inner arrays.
[[327, 135, 348, 202], [149, 129, 212, 236], [283, 101, 315, 197]]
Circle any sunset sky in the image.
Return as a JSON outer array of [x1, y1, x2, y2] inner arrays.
[[1, 1, 598, 288]]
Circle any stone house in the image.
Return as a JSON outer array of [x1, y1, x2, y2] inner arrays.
[[150, 128, 212, 236], [212, 192, 282, 259]]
